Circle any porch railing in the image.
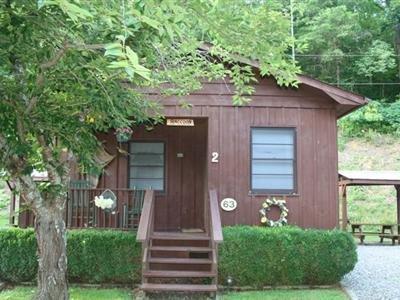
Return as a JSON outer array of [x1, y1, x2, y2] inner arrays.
[[13, 188, 147, 230], [66, 188, 147, 229]]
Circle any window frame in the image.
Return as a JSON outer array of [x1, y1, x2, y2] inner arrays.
[[128, 140, 166, 192], [250, 127, 297, 195]]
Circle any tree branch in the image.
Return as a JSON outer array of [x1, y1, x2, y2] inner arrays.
[[35, 40, 69, 87], [37, 135, 59, 184], [29, 42, 105, 114], [67, 43, 105, 50], [40, 42, 69, 71]]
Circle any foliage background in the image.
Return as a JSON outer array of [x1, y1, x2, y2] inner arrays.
[[270, 0, 400, 135]]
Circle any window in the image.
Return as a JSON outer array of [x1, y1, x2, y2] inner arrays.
[[251, 128, 296, 193], [129, 142, 165, 191]]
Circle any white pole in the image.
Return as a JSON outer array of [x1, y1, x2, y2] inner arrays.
[[290, 0, 295, 62]]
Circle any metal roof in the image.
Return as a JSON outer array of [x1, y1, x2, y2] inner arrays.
[[339, 170, 400, 186]]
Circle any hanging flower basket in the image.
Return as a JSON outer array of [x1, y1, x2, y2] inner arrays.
[[94, 189, 117, 213], [115, 127, 133, 143], [259, 198, 289, 227]]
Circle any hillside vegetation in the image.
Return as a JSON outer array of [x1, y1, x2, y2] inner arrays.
[[339, 133, 400, 224]]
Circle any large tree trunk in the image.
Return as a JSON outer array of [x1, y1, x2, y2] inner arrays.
[[34, 197, 68, 300]]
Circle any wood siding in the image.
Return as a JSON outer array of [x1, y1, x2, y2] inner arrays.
[[98, 78, 339, 229]]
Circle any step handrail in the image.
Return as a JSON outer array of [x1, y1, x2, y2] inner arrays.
[[208, 189, 223, 287], [136, 189, 155, 285], [136, 190, 155, 242], [209, 189, 223, 243]]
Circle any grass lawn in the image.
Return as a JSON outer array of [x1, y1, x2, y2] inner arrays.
[[0, 287, 348, 300], [0, 287, 132, 300], [222, 288, 349, 300]]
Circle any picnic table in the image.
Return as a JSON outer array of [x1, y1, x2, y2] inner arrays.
[[351, 223, 400, 245]]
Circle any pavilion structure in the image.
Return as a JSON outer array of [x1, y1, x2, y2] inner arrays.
[[338, 171, 400, 233]]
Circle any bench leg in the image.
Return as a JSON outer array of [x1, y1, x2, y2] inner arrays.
[[360, 236, 365, 245]]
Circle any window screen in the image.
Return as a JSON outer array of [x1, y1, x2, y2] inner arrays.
[[251, 128, 295, 193], [129, 142, 164, 191]]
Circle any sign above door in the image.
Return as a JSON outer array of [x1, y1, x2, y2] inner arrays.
[[166, 118, 194, 127]]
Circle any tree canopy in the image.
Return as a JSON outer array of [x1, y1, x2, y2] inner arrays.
[[0, 0, 298, 177], [264, 0, 400, 134]]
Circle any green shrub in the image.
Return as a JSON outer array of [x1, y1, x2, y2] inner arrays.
[[219, 226, 357, 287], [0, 226, 356, 286], [0, 228, 141, 284], [339, 99, 400, 137], [67, 230, 141, 283], [0, 228, 37, 282]]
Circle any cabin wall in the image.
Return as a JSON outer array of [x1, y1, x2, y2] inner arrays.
[[97, 78, 339, 229]]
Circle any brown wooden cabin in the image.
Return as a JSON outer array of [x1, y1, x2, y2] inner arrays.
[[10, 65, 367, 293]]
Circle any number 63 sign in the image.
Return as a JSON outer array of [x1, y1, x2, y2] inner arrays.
[[220, 198, 237, 211]]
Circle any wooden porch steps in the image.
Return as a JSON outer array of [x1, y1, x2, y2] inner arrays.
[[137, 190, 222, 295], [141, 283, 218, 292], [140, 231, 218, 294], [150, 246, 212, 252], [148, 257, 212, 264], [143, 270, 217, 278], [150, 232, 210, 240]]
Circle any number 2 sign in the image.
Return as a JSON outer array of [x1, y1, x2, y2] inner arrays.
[[220, 198, 237, 211]]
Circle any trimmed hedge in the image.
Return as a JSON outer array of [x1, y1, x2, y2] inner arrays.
[[0, 228, 37, 282], [219, 226, 357, 287], [0, 226, 356, 286], [0, 228, 141, 284], [67, 230, 141, 283]]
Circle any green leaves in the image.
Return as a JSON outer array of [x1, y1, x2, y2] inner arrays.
[[104, 42, 151, 81], [294, 0, 399, 103], [104, 43, 124, 57], [340, 98, 400, 137], [131, 9, 160, 30], [355, 41, 396, 78], [38, 0, 93, 21]]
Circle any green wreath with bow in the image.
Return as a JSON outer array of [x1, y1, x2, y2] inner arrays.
[[259, 198, 289, 227]]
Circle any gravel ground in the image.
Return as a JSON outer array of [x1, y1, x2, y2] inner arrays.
[[342, 245, 400, 300]]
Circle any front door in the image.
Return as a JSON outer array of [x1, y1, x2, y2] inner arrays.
[[128, 118, 207, 231]]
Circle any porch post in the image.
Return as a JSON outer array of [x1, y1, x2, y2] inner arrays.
[[395, 185, 400, 234], [6, 181, 14, 226], [340, 184, 348, 231]]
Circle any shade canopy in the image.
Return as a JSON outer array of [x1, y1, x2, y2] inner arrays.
[[338, 170, 400, 231], [339, 170, 400, 186]]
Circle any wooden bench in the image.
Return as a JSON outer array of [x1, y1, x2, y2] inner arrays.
[[378, 233, 399, 245], [351, 224, 399, 245]]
